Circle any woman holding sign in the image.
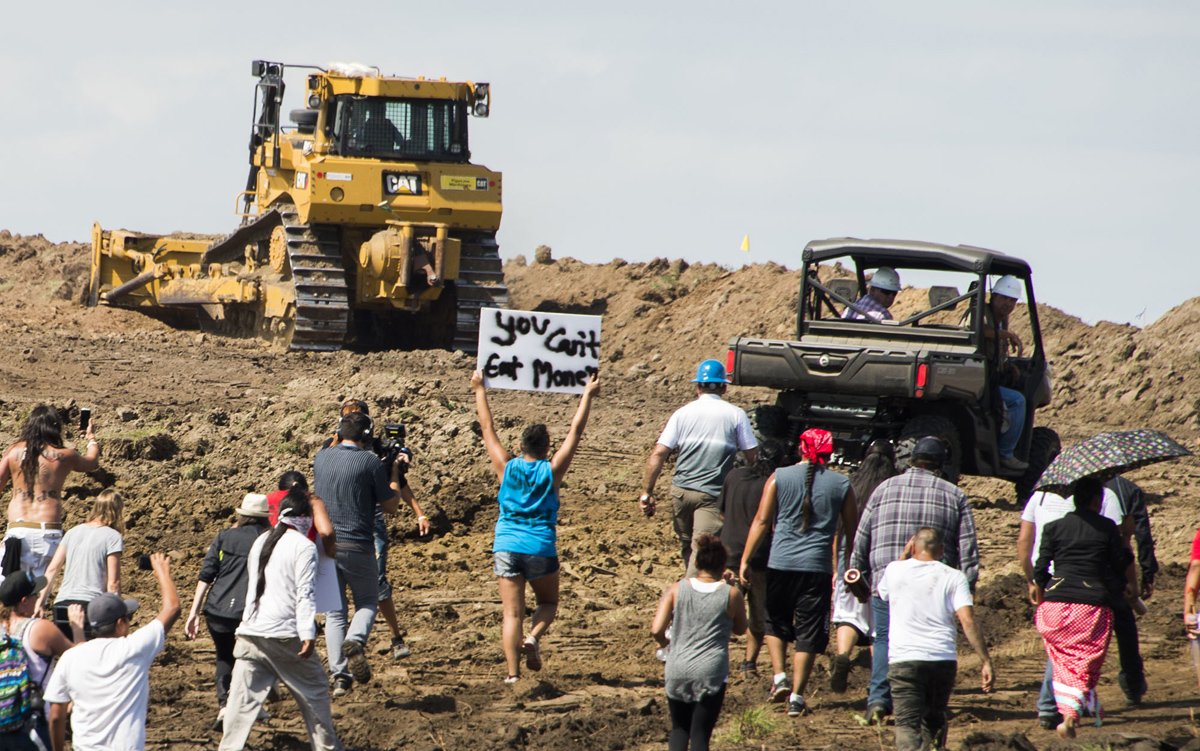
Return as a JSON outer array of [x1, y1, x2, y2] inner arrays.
[[471, 369, 601, 683]]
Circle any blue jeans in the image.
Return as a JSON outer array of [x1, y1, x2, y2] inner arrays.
[[998, 386, 1026, 458], [868, 596, 892, 712], [1037, 658, 1057, 717], [324, 542, 379, 682], [373, 515, 392, 602]]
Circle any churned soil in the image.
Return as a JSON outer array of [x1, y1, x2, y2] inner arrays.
[[1, 231, 1199, 750]]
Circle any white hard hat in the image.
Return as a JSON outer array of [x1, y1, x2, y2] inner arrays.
[[992, 275, 1022, 300], [869, 267, 900, 292]]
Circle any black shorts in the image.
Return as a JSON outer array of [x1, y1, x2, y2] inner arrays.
[[765, 569, 833, 653]]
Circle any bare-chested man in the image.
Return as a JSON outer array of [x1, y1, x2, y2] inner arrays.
[[0, 405, 100, 578]]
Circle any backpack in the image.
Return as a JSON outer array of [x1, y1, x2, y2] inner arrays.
[[0, 621, 41, 732]]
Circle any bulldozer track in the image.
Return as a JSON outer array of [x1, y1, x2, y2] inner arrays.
[[453, 231, 508, 351], [278, 205, 350, 352]]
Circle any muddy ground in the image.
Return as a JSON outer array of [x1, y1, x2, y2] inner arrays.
[[1, 231, 1199, 750]]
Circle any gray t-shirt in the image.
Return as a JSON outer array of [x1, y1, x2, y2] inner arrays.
[[55, 524, 123, 604], [767, 463, 851, 574]]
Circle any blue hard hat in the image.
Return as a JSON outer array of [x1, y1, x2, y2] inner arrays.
[[692, 359, 730, 384]]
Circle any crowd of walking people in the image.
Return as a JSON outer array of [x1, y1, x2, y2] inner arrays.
[[0, 356, 1184, 750]]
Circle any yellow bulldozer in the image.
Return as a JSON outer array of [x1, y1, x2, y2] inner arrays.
[[88, 60, 507, 351]]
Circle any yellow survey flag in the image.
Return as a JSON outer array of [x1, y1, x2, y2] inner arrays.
[[740, 234, 750, 252]]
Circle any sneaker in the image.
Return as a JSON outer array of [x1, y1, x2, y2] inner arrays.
[[787, 695, 808, 717], [768, 676, 789, 703], [1000, 455, 1029, 472], [332, 677, 352, 697], [522, 638, 542, 672], [738, 660, 758, 677], [341, 639, 372, 683], [503, 675, 519, 685], [829, 653, 852, 693], [391, 636, 412, 660], [1038, 713, 1062, 730], [212, 707, 225, 732], [866, 704, 888, 726]]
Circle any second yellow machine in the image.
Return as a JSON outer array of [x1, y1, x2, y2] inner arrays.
[[89, 60, 507, 351]]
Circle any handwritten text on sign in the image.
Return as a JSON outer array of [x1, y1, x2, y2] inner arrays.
[[476, 308, 601, 394]]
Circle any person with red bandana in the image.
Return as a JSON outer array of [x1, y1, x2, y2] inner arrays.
[[739, 429, 857, 718]]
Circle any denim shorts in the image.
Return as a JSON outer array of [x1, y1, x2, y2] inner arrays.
[[493, 551, 560, 581]]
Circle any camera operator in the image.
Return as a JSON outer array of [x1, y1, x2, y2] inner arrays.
[[325, 400, 429, 663], [314, 403, 426, 697]]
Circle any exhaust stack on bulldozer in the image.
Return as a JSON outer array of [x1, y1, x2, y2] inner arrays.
[[88, 59, 507, 351]]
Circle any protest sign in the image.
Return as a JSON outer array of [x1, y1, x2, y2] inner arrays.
[[476, 308, 601, 394]]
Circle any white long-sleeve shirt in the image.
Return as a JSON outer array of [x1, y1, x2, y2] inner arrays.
[[237, 528, 318, 641]]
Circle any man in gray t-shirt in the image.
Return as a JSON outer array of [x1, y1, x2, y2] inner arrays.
[[313, 411, 400, 696], [641, 360, 757, 575]]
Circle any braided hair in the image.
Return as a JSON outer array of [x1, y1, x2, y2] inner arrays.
[[19, 405, 63, 488], [253, 487, 312, 609], [798, 429, 834, 531]]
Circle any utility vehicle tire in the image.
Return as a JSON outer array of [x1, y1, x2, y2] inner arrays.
[[749, 405, 794, 445], [895, 415, 962, 484], [1014, 426, 1062, 503]]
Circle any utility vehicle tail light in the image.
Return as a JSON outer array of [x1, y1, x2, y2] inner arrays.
[[726, 349, 736, 379], [915, 363, 928, 398]]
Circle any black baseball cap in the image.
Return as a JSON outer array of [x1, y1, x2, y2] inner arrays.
[[912, 436, 947, 463], [0, 572, 46, 607]]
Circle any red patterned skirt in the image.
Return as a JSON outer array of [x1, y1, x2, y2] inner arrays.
[[1035, 601, 1114, 722]]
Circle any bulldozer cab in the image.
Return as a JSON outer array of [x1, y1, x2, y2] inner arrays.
[[330, 95, 469, 162], [89, 59, 507, 354]]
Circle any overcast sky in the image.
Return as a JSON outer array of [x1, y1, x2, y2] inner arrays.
[[3, 1, 1196, 327]]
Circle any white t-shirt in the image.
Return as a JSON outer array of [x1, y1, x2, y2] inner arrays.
[[43, 619, 165, 751], [878, 558, 972, 663], [238, 528, 318, 641], [1021, 489, 1123, 573], [656, 394, 757, 497]]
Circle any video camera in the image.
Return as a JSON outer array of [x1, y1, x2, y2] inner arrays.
[[376, 423, 412, 475]]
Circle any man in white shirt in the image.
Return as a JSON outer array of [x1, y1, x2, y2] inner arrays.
[[45, 552, 180, 751], [1018, 487, 1135, 726], [641, 360, 757, 576], [878, 528, 993, 751], [219, 494, 341, 751]]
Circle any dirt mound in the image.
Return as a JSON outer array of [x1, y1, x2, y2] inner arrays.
[[508, 256, 1200, 445], [2, 235, 1200, 749]]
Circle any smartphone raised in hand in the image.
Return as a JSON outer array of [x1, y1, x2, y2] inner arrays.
[[79, 408, 91, 432], [138, 554, 153, 571]]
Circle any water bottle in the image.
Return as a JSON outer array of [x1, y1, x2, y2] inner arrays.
[[656, 626, 672, 662]]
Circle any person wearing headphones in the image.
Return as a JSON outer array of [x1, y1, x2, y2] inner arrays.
[[982, 275, 1029, 472], [642, 360, 758, 576], [841, 268, 901, 322], [313, 409, 402, 697]]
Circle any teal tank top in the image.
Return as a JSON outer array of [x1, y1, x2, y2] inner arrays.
[[493, 458, 558, 557]]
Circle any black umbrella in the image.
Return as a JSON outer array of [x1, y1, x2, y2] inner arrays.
[[1034, 429, 1192, 495]]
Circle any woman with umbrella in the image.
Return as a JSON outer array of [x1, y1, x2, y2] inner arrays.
[[1029, 475, 1136, 739]]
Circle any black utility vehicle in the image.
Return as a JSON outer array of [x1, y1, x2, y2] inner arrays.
[[727, 238, 1059, 499]]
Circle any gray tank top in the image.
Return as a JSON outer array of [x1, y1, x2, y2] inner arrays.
[[664, 579, 732, 702], [767, 463, 850, 574]]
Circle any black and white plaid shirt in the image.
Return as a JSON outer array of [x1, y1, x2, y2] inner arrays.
[[850, 467, 979, 593]]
